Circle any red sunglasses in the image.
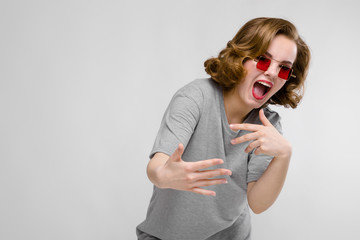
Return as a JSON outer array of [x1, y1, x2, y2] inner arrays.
[[254, 55, 296, 80]]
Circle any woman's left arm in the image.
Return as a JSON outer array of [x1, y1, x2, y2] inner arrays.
[[229, 109, 292, 214]]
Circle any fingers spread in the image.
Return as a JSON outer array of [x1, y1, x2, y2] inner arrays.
[[194, 168, 232, 181], [189, 158, 224, 171], [229, 123, 261, 132], [190, 187, 216, 196], [176, 143, 185, 157], [245, 139, 262, 153], [254, 147, 263, 156], [231, 132, 259, 145], [259, 109, 272, 126], [170, 143, 184, 162], [192, 178, 228, 188]]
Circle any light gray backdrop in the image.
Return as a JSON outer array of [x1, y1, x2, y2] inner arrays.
[[1, 0, 359, 239]]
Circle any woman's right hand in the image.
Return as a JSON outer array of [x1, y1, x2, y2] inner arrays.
[[151, 144, 232, 196]]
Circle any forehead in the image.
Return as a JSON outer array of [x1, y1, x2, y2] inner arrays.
[[266, 35, 297, 64]]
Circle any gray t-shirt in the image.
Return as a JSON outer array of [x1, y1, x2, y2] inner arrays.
[[137, 78, 282, 240]]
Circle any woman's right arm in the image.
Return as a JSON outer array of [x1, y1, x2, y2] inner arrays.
[[147, 143, 232, 196]]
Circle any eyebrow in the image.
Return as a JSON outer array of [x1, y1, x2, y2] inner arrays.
[[265, 52, 293, 66]]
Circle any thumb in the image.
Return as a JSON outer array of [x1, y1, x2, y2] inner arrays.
[[259, 109, 272, 126], [170, 143, 184, 162]]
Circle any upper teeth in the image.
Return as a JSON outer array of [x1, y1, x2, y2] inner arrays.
[[258, 81, 271, 88]]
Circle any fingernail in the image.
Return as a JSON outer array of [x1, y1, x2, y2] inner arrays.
[[212, 192, 216, 196], [229, 124, 234, 128], [231, 139, 236, 144], [223, 180, 228, 184]]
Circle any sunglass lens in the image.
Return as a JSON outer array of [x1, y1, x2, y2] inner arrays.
[[256, 56, 270, 71], [278, 66, 291, 80]]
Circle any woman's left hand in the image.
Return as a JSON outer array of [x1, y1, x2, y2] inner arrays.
[[229, 109, 292, 158]]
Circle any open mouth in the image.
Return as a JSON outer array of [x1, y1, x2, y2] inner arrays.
[[252, 80, 273, 100]]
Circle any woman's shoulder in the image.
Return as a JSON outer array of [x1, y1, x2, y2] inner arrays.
[[175, 78, 220, 101], [263, 107, 281, 125], [245, 107, 281, 126]]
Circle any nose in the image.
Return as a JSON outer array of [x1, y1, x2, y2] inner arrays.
[[264, 62, 278, 79]]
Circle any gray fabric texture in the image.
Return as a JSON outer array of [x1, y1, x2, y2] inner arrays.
[[137, 227, 161, 240], [137, 78, 282, 240]]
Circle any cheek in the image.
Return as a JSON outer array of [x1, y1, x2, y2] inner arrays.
[[243, 60, 258, 76], [272, 81, 286, 94]]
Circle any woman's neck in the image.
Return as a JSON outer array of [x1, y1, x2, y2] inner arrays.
[[223, 89, 252, 124]]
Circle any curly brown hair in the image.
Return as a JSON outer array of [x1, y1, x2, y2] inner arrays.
[[204, 17, 311, 108]]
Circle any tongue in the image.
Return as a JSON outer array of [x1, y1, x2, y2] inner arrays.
[[254, 82, 266, 97]]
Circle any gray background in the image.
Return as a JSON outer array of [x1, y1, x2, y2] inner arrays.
[[1, 0, 360, 239]]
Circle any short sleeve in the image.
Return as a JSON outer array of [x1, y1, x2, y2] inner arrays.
[[246, 111, 283, 183], [149, 85, 203, 159]]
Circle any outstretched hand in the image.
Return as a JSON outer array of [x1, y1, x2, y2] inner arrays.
[[157, 144, 232, 196], [229, 109, 291, 158]]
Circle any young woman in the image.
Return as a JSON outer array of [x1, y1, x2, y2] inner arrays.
[[137, 17, 311, 240]]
